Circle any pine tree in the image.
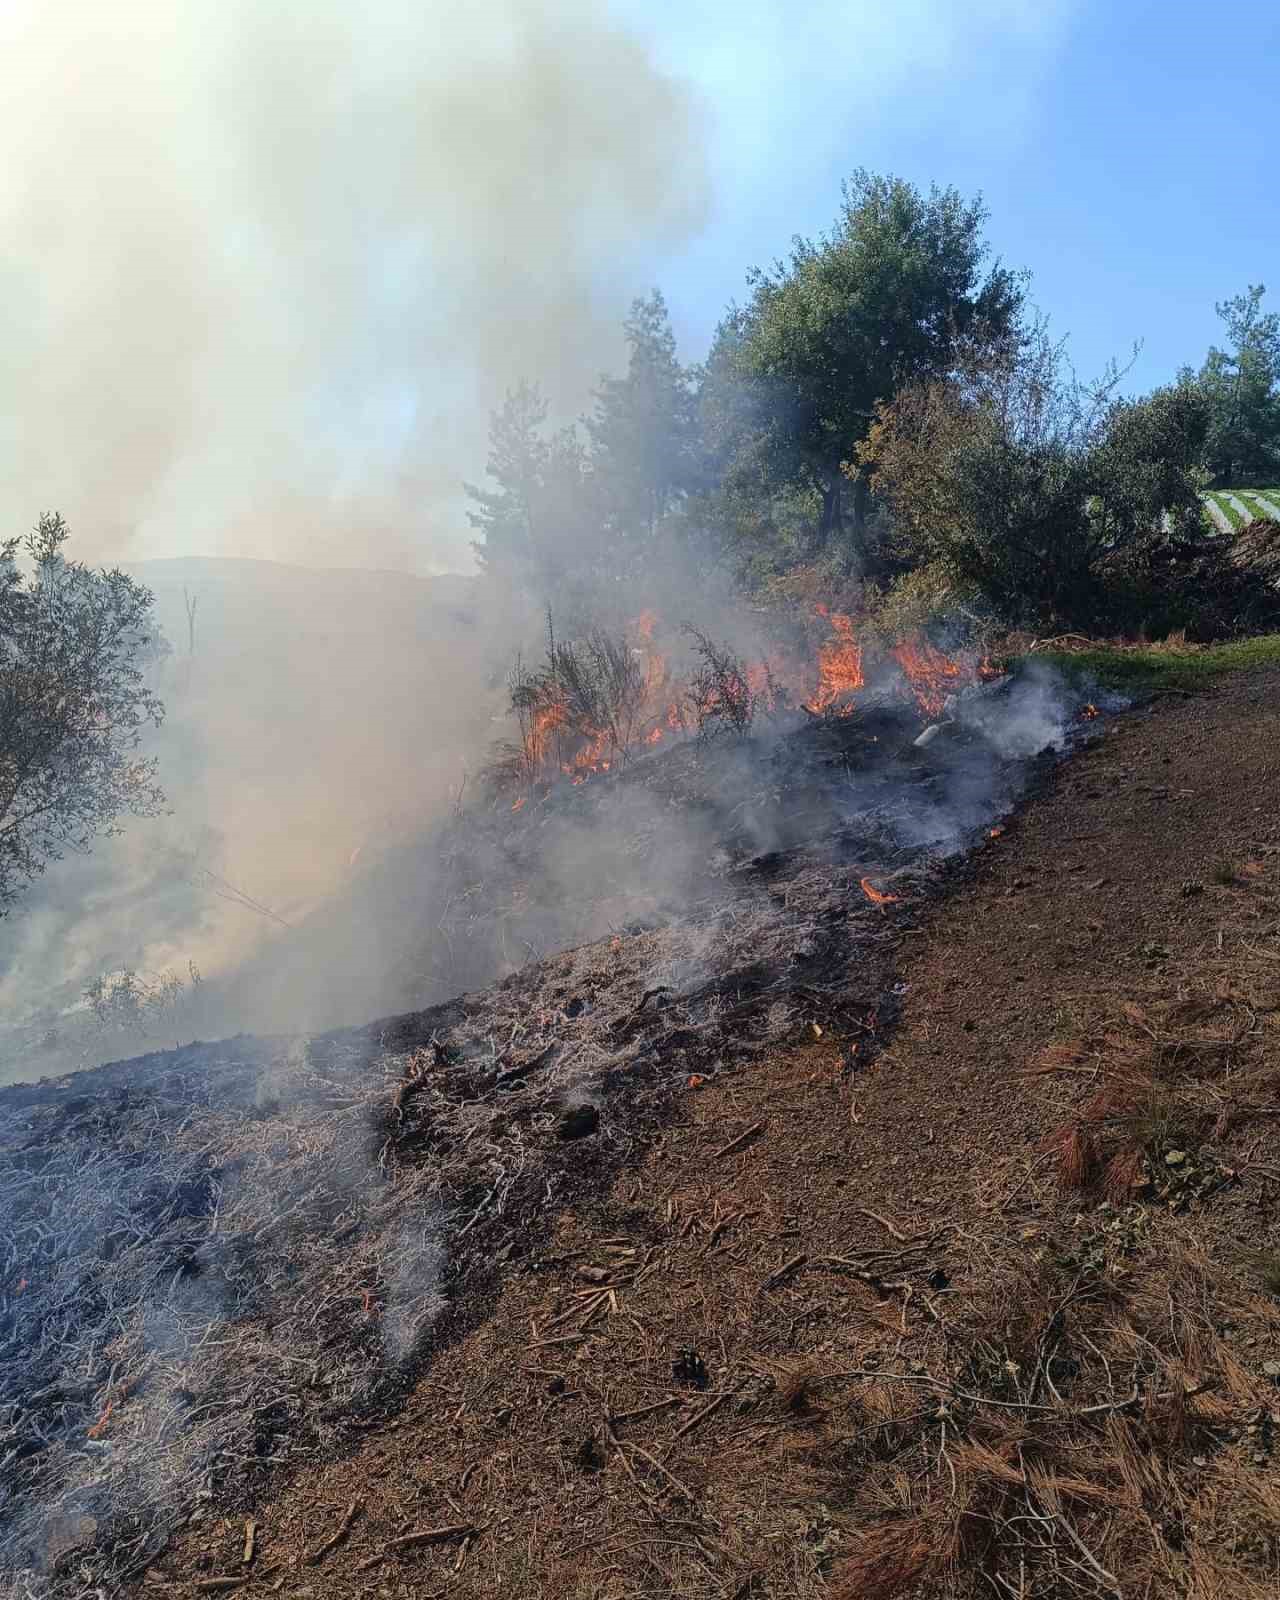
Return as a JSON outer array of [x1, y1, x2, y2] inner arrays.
[[586, 291, 699, 570], [1192, 286, 1280, 486]]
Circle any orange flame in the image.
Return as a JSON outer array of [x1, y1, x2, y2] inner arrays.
[[890, 634, 964, 719], [1080, 703, 1099, 719], [860, 877, 900, 905], [510, 603, 995, 793], [989, 825, 1005, 839], [805, 612, 864, 713], [511, 796, 526, 812]]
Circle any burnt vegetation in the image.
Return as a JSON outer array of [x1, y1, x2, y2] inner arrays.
[[6, 166, 1280, 1600]]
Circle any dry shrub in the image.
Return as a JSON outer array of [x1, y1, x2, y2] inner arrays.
[[1037, 1120, 1100, 1190]]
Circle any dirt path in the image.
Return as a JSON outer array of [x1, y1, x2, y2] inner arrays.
[[148, 667, 1280, 1600]]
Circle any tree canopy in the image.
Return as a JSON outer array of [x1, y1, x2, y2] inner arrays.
[[1188, 285, 1280, 486], [0, 514, 166, 914], [706, 170, 1024, 551]]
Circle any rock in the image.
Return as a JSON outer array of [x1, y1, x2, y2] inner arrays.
[[1165, 1150, 1187, 1166], [557, 1104, 599, 1141], [1262, 1361, 1280, 1379]]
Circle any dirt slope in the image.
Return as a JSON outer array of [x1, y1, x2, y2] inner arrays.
[[147, 666, 1280, 1599]]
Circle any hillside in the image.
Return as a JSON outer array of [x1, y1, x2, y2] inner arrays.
[[135, 661, 1280, 1600], [5, 659, 1279, 1598]]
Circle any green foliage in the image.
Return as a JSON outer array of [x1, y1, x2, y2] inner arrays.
[[1033, 633, 1280, 695], [465, 381, 599, 611], [468, 293, 703, 612], [864, 329, 1237, 633], [703, 170, 1024, 558], [85, 961, 200, 1033], [0, 514, 166, 914], [861, 561, 988, 645], [587, 289, 701, 558], [1187, 284, 1280, 486]]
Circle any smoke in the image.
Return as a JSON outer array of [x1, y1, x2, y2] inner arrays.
[[0, 0, 710, 572], [0, 0, 717, 1079]]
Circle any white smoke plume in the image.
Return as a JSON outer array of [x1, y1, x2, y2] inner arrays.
[[0, 0, 710, 571]]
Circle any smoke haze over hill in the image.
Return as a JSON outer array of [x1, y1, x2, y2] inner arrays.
[[1, 0, 710, 573]]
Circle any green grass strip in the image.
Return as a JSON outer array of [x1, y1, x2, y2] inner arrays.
[[1206, 493, 1247, 531], [1028, 634, 1280, 695]]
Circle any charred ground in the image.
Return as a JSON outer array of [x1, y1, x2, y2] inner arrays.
[[103, 658, 1280, 1600], [0, 669, 1086, 1594]]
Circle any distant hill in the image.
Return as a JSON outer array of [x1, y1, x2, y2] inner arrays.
[[0, 555, 500, 1084]]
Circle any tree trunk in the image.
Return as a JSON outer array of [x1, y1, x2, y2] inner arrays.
[[816, 478, 843, 549], [851, 471, 871, 540]]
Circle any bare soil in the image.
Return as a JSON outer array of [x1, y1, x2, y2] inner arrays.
[[97, 668, 1280, 1593]]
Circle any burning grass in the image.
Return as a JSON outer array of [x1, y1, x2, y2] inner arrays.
[[491, 604, 1000, 800], [0, 674, 1089, 1596]]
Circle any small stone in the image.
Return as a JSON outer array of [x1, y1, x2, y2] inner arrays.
[[1165, 1150, 1187, 1166], [1262, 1361, 1280, 1379]]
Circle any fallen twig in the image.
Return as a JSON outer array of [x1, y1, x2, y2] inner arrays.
[[303, 1498, 363, 1566], [670, 1388, 732, 1442], [612, 1396, 683, 1426], [715, 1121, 765, 1160], [388, 1523, 475, 1553], [625, 1440, 698, 1503], [856, 1207, 911, 1242], [762, 1253, 807, 1290]]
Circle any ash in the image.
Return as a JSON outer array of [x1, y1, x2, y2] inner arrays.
[[0, 667, 1089, 1595]]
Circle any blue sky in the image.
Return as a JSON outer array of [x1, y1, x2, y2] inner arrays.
[[6, 0, 1276, 572], [628, 0, 1280, 394]]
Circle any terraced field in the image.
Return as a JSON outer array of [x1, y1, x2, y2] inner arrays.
[[1203, 486, 1280, 531]]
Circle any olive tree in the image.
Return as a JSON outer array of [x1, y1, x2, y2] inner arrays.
[[0, 514, 166, 913]]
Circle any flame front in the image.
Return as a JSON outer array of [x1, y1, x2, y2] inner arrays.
[[890, 634, 964, 719], [805, 612, 865, 713], [509, 604, 987, 796]]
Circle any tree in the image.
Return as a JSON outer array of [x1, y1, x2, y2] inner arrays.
[[466, 381, 596, 607], [864, 332, 1216, 630], [0, 514, 166, 913], [466, 380, 553, 570], [1190, 286, 1280, 486], [709, 170, 1024, 553], [586, 289, 700, 562]]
